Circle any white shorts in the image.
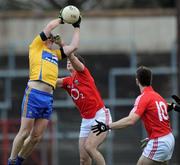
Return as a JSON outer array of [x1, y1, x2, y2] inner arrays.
[[79, 107, 112, 138], [143, 133, 175, 162]]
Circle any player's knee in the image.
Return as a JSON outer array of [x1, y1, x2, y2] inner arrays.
[[29, 134, 42, 144], [17, 130, 30, 141], [80, 157, 87, 164], [84, 143, 94, 155], [80, 155, 91, 164]]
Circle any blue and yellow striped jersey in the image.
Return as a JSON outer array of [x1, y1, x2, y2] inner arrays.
[[29, 32, 64, 89]]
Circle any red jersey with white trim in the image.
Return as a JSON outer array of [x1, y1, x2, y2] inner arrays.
[[131, 86, 172, 139], [62, 67, 104, 119]]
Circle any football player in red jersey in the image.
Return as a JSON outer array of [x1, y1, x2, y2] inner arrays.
[[140, 94, 180, 150], [92, 66, 175, 165], [57, 53, 112, 165]]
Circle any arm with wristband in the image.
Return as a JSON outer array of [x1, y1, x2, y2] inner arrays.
[[58, 8, 81, 56], [167, 95, 180, 112], [43, 18, 63, 38]]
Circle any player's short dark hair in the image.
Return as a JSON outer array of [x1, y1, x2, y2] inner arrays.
[[74, 53, 85, 64], [136, 66, 152, 86]]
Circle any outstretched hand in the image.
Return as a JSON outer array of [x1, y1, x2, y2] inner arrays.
[[91, 120, 110, 136], [72, 16, 82, 28], [54, 34, 61, 44], [172, 95, 180, 104], [167, 102, 175, 112], [172, 95, 180, 112], [58, 9, 64, 24]]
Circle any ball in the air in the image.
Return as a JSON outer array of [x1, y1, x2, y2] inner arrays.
[[61, 5, 80, 24]]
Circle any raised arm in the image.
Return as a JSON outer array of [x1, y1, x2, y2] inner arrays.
[[68, 53, 84, 72], [43, 18, 63, 37], [62, 16, 81, 56], [53, 34, 83, 72], [63, 28, 80, 55]]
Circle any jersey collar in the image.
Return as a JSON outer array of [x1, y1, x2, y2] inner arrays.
[[142, 86, 154, 93]]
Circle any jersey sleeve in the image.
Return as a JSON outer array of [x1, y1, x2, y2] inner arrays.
[[29, 32, 45, 48], [131, 94, 149, 117], [54, 47, 66, 60], [62, 77, 71, 90], [77, 67, 93, 80]]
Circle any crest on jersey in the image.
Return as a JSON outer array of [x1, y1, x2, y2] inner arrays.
[[67, 85, 71, 88], [42, 51, 58, 65], [74, 79, 79, 85]]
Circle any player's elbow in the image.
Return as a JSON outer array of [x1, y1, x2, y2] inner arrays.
[[71, 44, 78, 52], [128, 117, 136, 126], [69, 47, 78, 56], [70, 39, 79, 51], [127, 112, 139, 126], [44, 24, 54, 33]]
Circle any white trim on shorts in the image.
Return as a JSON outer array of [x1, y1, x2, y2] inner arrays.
[[79, 107, 112, 138], [142, 133, 175, 162]]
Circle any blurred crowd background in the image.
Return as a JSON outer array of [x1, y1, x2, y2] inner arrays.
[[0, 0, 179, 165]]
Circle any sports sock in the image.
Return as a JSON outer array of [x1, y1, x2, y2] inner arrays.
[[16, 156, 25, 165], [8, 158, 16, 165]]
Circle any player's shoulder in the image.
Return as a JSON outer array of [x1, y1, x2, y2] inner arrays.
[[76, 66, 94, 82], [77, 66, 90, 74], [135, 93, 150, 105], [135, 94, 144, 104], [30, 33, 44, 47], [154, 91, 166, 102], [83, 66, 89, 72]]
